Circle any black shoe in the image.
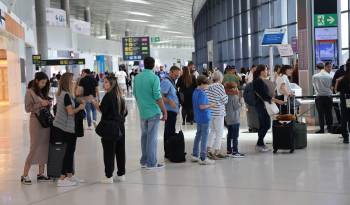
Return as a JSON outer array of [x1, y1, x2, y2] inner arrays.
[[315, 130, 325, 134], [37, 174, 51, 182], [343, 137, 349, 144], [21, 176, 32, 185], [182, 122, 185, 126]]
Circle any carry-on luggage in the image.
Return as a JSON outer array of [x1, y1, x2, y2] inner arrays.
[[165, 130, 186, 163], [272, 97, 307, 153], [47, 141, 66, 178], [47, 126, 66, 178]]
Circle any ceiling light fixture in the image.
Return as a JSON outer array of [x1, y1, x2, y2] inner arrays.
[[126, 11, 153, 17], [148, 25, 168, 29], [123, 19, 149, 23], [172, 36, 193, 39], [163, 31, 183, 34], [123, 0, 151, 5]]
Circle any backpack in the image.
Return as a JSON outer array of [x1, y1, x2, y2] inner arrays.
[[243, 83, 257, 106], [165, 131, 187, 163]]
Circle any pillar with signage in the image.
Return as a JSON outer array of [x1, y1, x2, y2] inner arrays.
[[313, 1, 339, 68]]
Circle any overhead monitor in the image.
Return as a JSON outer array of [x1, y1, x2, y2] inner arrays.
[[122, 37, 150, 61], [315, 27, 338, 41], [261, 28, 287, 46]]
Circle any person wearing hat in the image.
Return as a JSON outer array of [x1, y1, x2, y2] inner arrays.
[[312, 62, 334, 134]]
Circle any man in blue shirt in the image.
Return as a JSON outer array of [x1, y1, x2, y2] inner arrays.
[[161, 66, 181, 159]]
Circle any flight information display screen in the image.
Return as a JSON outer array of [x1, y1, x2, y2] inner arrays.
[[122, 37, 150, 61]]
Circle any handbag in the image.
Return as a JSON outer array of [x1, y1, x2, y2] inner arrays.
[[36, 108, 54, 128], [31, 91, 54, 128], [255, 91, 280, 116]]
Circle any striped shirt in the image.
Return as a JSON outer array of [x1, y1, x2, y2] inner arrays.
[[206, 83, 228, 116]]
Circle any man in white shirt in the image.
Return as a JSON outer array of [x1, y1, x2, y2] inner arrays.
[[312, 62, 333, 134]]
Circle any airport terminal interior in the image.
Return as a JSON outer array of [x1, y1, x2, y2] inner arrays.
[[1, 0, 350, 204]]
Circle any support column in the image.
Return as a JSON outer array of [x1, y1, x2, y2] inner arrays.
[[84, 7, 91, 22], [106, 21, 111, 40], [61, 0, 70, 27], [35, 0, 50, 76]]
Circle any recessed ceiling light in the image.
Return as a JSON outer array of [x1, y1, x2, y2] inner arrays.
[[123, 0, 151, 4], [148, 25, 168, 29], [163, 31, 183, 34], [126, 11, 153, 17], [123, 19, 149, 23]]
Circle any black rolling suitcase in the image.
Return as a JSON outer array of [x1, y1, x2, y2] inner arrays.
[[47, 127, 66, 178], [272, 120, 296, 153], [272, 96, 307, 153], [165, 130, 186, 163]]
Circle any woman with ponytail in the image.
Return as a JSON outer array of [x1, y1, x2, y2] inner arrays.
[[93, 76, 128, 183]]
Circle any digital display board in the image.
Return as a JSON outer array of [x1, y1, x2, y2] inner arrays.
[[261, 28, 287, 46], [122, 37, 150, 61], [32, 58, 85, 66]]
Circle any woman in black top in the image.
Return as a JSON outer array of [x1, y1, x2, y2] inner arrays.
[[176, 66, 197, 125], [93, 76, 128, 183], [336, 59, 350, 144], [253, 65, 284, 152]]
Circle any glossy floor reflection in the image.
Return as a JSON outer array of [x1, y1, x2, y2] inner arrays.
[[0, 100, 350, 205]]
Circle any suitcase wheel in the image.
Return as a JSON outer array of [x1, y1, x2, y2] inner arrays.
[[273, 149, 277, 154], [289, 149, 294, 153]]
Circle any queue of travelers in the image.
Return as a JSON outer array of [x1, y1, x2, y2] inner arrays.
[[21, 57, 350, 188]]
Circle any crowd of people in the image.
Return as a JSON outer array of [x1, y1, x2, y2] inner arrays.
[[21, 56, 350, 187]]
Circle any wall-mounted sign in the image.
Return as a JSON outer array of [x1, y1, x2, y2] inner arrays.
[[277, 44, 294, 57], [71, 18, 91, 35], [315, 27, 338, 40], [261, 28, 287, 46], [122, 37, 150, 61], [32, 55, 41, 65], [291, 36, 298, 53], [314, 14, 337, 27], [151, 37, 160, 43], [46, 8, 66, 27]]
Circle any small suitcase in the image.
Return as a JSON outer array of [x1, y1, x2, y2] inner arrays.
[[47, 141, 66, 178], [272, 120, 295, 153], [165, 130, 186, 163]]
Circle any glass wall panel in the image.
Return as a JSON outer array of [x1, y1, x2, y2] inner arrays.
[[341, 12, 349, 49]]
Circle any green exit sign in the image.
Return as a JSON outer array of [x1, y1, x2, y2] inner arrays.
[[151, 37, 160, 43], [314, 14, 337, 27]]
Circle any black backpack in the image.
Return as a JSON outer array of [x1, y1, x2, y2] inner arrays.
[[165, 131, 187, 163]]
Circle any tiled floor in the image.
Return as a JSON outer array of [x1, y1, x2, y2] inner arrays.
[[0, 99, 350, 205]]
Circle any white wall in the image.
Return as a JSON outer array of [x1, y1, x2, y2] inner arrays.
[[151, 47, 194, 70]]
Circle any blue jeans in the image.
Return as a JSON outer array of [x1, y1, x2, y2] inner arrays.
[[140, 114, 160, 167], [85, 102, 97, 127], [193, 123, 209, 161], [227, 123, 240, 153]]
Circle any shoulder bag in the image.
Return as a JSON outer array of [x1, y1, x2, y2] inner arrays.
[[31, 91, 54, 128], [255, 92, 279, 116]]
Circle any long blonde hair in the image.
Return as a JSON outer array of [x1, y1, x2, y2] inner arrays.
[[57, 73, 74, 96]]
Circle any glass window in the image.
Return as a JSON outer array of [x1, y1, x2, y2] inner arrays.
[[342, 0, 349, 11], [341, 12, 349, 49], [342, 49, 349, 64]]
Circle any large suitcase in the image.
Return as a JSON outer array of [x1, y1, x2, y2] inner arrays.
[[47, 141, 66, 178], [165, 130, 186, 163], [246, 105, 260, 131], [272, 120, 295, 153]]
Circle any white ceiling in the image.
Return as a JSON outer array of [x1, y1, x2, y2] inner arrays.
[[51, 0, 195, 48]]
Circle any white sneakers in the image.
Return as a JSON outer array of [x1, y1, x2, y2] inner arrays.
[[255, 145, 271, 153], [68, 176, 85, 183], [199, 158, 215, 165], [114, 175, 126, 182], [191, 155, 215, 165], [100, 176, 114, 184], [101, 175, 126, 184], [57, 178, 78, 187]]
